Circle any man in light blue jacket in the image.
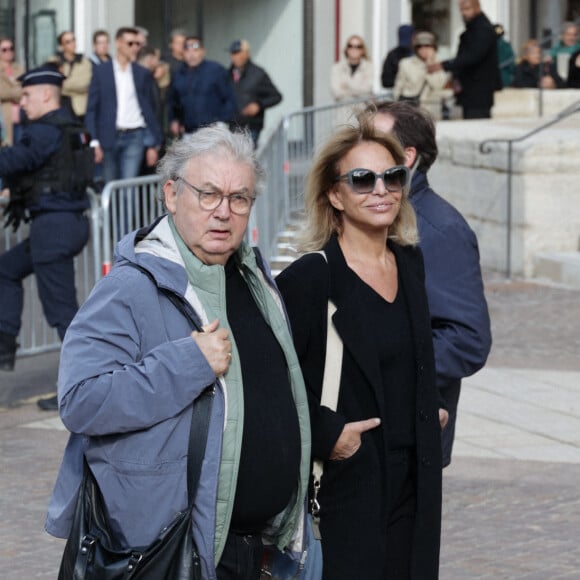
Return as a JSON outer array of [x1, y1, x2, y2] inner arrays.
[[46, 126, 314, 579]]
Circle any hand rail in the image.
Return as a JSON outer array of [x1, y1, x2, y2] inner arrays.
[[479, 100, 580, 278]]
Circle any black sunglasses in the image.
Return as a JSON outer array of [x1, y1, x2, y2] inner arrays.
[[347, 43, 364, 49], [334, 166, 410, 194]]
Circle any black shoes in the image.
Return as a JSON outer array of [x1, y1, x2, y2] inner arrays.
[[0, 331, 17, 371], [1, 332, 58, 410], [37, 395, 59, 411], [0, 333, 58, 410]]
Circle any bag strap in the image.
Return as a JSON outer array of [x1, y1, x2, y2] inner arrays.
[[309, 251, 343, 539], [121, 261, 214, 505], [186, 383, 213, 505]]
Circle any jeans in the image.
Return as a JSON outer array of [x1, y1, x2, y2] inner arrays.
[[102, 128, 146, 183]]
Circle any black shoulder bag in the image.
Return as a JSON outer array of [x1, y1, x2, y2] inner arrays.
[[398, 79, 428, 106], [58, 268, 215, 580]]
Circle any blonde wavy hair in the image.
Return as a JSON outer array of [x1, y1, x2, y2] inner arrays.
[[298, 117, 418, 252]]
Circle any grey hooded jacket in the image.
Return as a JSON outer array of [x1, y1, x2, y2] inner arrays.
[[45, 216, 312, 579]]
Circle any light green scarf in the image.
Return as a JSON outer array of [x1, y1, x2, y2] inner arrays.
[[167, 216, 311, 559]]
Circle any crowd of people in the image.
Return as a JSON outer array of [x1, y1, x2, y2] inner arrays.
[[0, 25, 282, 186], [333, 0, 502, 119], [0, 25, 283, 413], [0, 2, 576, 579], [332, 0, 580, 119]]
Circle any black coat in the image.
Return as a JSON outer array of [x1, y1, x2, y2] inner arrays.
[[276, 235, 442, 580], [443, 11, 501, 112], [567, 49, 580, 87], [229, 60, 281, 133], [512, 60, 565, 88]]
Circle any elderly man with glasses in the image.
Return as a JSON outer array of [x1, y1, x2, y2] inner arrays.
[[46, 125, 315, 580]]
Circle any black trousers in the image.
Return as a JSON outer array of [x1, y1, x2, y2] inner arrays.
[[217, 531, 264, 580], [463, 107, 491, 119], [384, 449, 417, 579], [320, 448, 417, 580]]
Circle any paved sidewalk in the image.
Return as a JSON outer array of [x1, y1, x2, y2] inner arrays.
[[1, 277, 579, 578]]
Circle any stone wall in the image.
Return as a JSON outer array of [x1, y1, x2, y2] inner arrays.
[[492, 88, 580, 119], [428, 114, 580, 277]]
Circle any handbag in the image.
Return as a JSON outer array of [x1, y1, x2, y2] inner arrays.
[[304, 250, 342, 539], [58, 270, 214, 580], [310, 294, 342, 541], [398, 79, 428, 106]]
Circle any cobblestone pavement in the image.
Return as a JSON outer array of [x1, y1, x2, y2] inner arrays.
[[484, 277, 580, 372], [1, 276, 579, 578]]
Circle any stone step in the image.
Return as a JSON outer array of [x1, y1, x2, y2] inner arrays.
[[533, 252, 580, 289], [270, 254, 299, 277], [276, 232, 297, 244], [274, 242, 300, 257]]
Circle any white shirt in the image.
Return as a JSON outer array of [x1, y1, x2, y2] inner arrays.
[[113, 58, 146, 130]]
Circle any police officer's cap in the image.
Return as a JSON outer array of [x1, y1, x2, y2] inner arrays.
[[18, 65, 65, 88]]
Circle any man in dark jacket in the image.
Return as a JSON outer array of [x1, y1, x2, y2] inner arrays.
[[367, 101, 492, 467], [228, 39, 282, 147], [429, 0, 501, 118], [0, 66, 91, 411], [168, 36, 237, 137]]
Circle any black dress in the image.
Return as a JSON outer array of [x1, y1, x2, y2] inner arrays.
[[276, 235, 442, 580]]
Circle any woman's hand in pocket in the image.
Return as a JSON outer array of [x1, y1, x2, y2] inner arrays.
[[330, 418, 381, 460]]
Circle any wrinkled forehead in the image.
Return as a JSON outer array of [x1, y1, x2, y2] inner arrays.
[[184, 153, 255, 190]]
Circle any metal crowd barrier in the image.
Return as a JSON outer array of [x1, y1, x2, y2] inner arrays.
[[3, 190, 101, 357], [9, 178, 165, 358], [254, 92, 393, 261], [99, 175, 164, 275]]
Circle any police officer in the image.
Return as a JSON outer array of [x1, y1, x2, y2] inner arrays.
[[0, 66, 91, 411]]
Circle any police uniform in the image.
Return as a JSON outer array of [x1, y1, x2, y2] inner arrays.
[[0, 66, 91, 380]]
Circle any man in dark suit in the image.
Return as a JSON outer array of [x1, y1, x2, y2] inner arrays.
[[429, 0, 501, 119], [368, 101, 492, 467], [85, 27, 162, 183]]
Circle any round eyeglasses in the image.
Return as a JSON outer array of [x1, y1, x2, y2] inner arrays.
[[178, 178, 255, 215], [334, 165, 410, 194]]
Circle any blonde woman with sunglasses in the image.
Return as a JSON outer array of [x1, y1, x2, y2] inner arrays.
[[277, 118, 444, 579], [330, 35, 374, 102]]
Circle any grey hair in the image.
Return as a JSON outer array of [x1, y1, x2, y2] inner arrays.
[[156, 125, 266, 201], [169, 28, 187, 41]]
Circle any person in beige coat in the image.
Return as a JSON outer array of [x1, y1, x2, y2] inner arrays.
[[393, 31, 451, 108], [52, 31, 92, 119], [330, 35, 374, 101], [0, 37, 23, 145]]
